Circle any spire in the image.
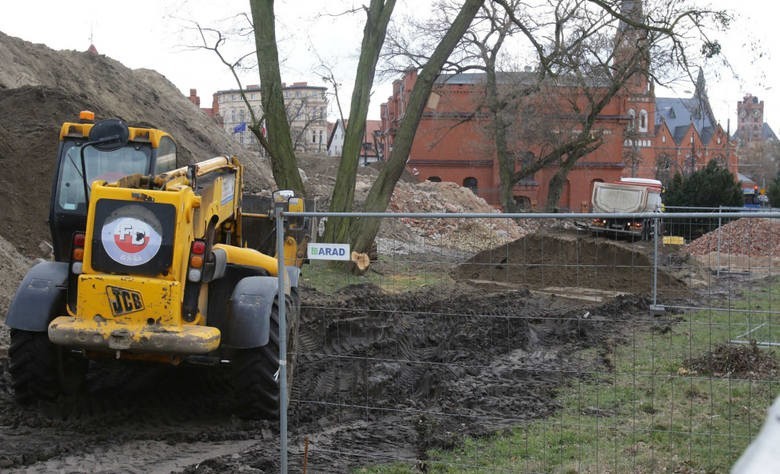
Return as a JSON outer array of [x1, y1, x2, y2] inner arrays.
[[613, 0, 650, 94], [618, 0, 642, 31], [691, 68, 716, 130], [694, 68, 707, 101]]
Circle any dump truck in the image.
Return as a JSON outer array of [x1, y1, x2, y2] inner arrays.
[[589, 177, 663, 240], [5, 111, 308, 419]]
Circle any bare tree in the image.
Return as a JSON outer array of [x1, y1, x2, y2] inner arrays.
[[321, 0, 397, 246], [348, 0, 486, 264], [250, 0, 305, 195], [380, 0, 731, 211]]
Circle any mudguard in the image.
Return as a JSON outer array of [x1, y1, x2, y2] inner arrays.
[[286, 266, 301, 289], [224, 275, 278, 349], [6, 261, 69, 331]]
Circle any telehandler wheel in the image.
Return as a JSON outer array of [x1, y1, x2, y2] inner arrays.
[[8, 329, 87, 404], [285, 289, 301, 400], [232, 302, 281, 420]]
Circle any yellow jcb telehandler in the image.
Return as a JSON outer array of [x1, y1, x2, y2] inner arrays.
[[5, 111, 307, 419]]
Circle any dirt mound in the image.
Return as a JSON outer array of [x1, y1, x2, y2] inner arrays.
[[0, 235, 31, 350], [453, 231, 685, 295], [0, 32, 274, 256], [686, 218, 780, 257], [683, 342, 779, 379]]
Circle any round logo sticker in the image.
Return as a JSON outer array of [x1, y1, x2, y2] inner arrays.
[[101, 208, 163, 267]]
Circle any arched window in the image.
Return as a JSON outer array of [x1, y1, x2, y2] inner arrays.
[[427, 176, 442, 182], [638, 110, 648, 132], [628, 109, 636, 130], [463, 177, 478, 194], [513, 195, 531, 210]]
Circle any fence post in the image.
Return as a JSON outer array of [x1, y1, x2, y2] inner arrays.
[[717, 206, 722, 277], [650, 215, 665, 314], [276, 204, 288, 473]]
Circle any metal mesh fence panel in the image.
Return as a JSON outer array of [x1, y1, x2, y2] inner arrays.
[[280, 211, 779, 473]]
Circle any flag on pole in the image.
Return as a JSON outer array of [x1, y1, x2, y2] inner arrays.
[[233, 122, 247, 133]]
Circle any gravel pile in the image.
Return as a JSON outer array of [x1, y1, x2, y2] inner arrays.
[[381, 180, 536, 254], [685, 218, 780, 257]]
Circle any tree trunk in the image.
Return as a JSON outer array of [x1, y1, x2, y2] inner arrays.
[[545, 167, 568, 211], [486, 67, 516, 212], [250, 0, 305, 195], [349, 0, 486, 264], [544, 147, 594, 210], [322, 0, 396, 245]]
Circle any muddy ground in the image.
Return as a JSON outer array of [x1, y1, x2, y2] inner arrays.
[[0, 285, 656, 473], [0, 232, 705, 473]]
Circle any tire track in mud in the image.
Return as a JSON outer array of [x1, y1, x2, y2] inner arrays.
[[5, 439, 262, 474], [0, 283, 653, 473], [0, 357, 278, 471], [269, 284, 651, 472]]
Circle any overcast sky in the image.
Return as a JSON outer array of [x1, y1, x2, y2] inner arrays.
[[0, 0, 777, 131]]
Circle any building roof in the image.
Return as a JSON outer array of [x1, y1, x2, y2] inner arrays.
[[437, 68, 725, 147], [738, 172, 756, 186], [214, 84, 262, 95], [762, 123, 778, 141], [732, 122, 778, 142], [283, 81, 327, 91], [655, 69, 720, 146], [435, 71, 540, 86]]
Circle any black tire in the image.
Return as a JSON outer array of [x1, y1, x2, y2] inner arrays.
[[8, 329, 87, 404], [285, 289, 301, 403], [231, 291, 301, 420], [232, 301, 281, 419]]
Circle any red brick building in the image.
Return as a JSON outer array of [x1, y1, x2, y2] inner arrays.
[[378, 7, 736, 211]]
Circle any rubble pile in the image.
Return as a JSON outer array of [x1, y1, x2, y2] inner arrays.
[[686, 218, 780, 257], [382, 180, 536, 253]]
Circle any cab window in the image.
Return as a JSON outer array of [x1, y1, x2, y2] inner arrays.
[[155, 136, 177, 174], [56, 142, 151, 211]]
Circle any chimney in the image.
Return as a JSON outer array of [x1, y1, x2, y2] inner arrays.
[[188, 89, 200, 107]]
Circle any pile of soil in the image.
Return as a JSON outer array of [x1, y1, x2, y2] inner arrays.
[[0, 31, 274, 258], [686, 218, 780, 257], [683, 341, 779, 379], [453, 230, 686, 295]]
